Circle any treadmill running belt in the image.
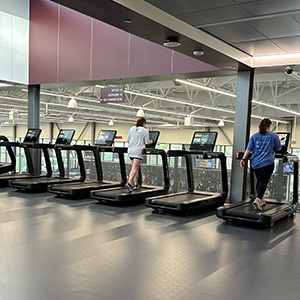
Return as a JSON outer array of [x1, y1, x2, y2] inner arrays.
[[228, 202, 285, 219], [152, 193, 214, 204]]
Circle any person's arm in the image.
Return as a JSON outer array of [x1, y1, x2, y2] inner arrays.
[[240, 149, 251, 168], [144, 130, 153, 146], [274, 134, 282, 152]]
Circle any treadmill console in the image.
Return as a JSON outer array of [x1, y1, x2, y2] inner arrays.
[[190, 132, 218, 151], [276, 132, 290, 154], [55, 129, 75, 145], [23, 129, 42, 143], [95, 130, 117, 146], [148, 131, 160, 148]]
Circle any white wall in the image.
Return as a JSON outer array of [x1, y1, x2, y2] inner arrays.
[[0, 0, 29, 84]]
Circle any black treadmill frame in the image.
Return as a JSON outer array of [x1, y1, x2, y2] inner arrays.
[[216, 153, 299, 227], [90, 147, 170, 203], [145, 150, 228, 212], [48, 145, 127, 198]]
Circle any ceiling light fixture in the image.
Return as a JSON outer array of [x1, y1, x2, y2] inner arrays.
[[136, 108, 145, 117], [109, 120, 114, 126], [175, 79, 236, 98], [218, 119, 225, 127], [67, 98, 78, 108], [193, 50, 204, 56], [163, 37, 181, 48], [68, 115, 74, 122]]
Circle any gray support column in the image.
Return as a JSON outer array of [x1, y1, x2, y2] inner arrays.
[[230, 65, 254, 203], [49, 122, 54, 143], [91, 122, 96, 144], [28, 85, 41, 174]]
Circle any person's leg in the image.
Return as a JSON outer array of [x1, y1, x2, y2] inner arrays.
[[256, 164, 274, 200], [128, 158, 142, 185]]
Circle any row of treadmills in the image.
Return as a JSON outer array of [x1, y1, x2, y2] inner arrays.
[[0, 129, 298, 228]]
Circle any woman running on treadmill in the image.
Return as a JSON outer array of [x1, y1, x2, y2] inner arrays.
[[240, 118, 281, 211], [126, 117, 153, 192]]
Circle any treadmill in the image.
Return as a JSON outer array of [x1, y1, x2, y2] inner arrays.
[[0, 135, 16, 174], [216, 132, 299, 227], [48, 129, 127, 198], [90, 131, 170, 204], [9, 129, 85, 192], [0, 129, 47, 187], [146, 131, 228, 213]]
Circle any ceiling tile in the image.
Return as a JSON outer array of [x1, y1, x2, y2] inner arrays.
[[240, 0, 300, 16], [178, 5, 252, 26], [271, 36, 300, 53], [204, 22, 264, 43], [145, 0, 235, 16], [233, 40, 286, 56], [247, 16, 300, 39]]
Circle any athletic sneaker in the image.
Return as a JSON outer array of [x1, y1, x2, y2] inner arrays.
[[125, 182, 133, 192], [253, 198, 263, 211], [132, 184, 140, 190]]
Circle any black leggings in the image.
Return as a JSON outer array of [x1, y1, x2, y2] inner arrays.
[[253, 163, 274, 199]]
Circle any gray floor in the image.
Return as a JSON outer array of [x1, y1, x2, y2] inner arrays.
[[0, 188, 299, 300]]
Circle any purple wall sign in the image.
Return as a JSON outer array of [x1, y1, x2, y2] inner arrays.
[[101, 86, 124, 103]]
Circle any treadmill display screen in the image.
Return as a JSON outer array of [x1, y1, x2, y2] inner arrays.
[[148, 131, 160, 148], [23, 129, 42, 143], [95, 130, 117, 146], [276, 132, 290, 154], [190, 132, 218, 151], [55, 129, 75, 145]]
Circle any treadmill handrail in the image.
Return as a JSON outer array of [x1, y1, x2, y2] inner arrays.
[[0, 136, 16, 173], [236, 151, 299, 204], [167, 149, 228, 199], [53, 144, 86, 181]]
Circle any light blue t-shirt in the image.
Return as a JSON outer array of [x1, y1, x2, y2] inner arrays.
[[247, 131, 281, 169]]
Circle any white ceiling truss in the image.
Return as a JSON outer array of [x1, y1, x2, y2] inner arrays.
[[0, 72, 300, 127]]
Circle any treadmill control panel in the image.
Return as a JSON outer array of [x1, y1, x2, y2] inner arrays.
[[148, 131, 160, 148], [190, 132, 218, 151], [276, 132, 290, 154], [23, 129, 42, 143], [95, 130, 117, 146], [55, 129, 75, 145]]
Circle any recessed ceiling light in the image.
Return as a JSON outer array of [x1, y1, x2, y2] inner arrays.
[[163, 38, 181, 48], [193, 50, 204, 56]]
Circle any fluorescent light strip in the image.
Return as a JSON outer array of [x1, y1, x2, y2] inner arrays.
[[252, 100, 300, 116], [252, 52, 300, 59], [251, 114, 289, 124], [125, 90, 235, 114], [175, 79, 237, 98], [108, 102, 234, 123]]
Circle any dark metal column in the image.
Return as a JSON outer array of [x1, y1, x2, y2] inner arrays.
[[230, 65, 254, 203], [28, 85, 41, 174]]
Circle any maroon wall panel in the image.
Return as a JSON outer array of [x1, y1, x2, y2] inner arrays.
[[129, 35, 172, 78], [29, 0, 59, 84], [172, 51, 219, 74], [92, 20, 129, 80], [58, 6, 92, 82], [29, 0, 220, 85]]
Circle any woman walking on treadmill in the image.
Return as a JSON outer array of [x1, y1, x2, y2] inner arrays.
[[126, 117, 153, 192], [240, 118, 281, 211]]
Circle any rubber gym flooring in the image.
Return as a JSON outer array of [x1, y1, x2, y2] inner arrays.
[[0, 187, 299, 300]]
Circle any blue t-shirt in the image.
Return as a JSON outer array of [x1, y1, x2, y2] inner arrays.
[[247, 131, 281, 169]]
